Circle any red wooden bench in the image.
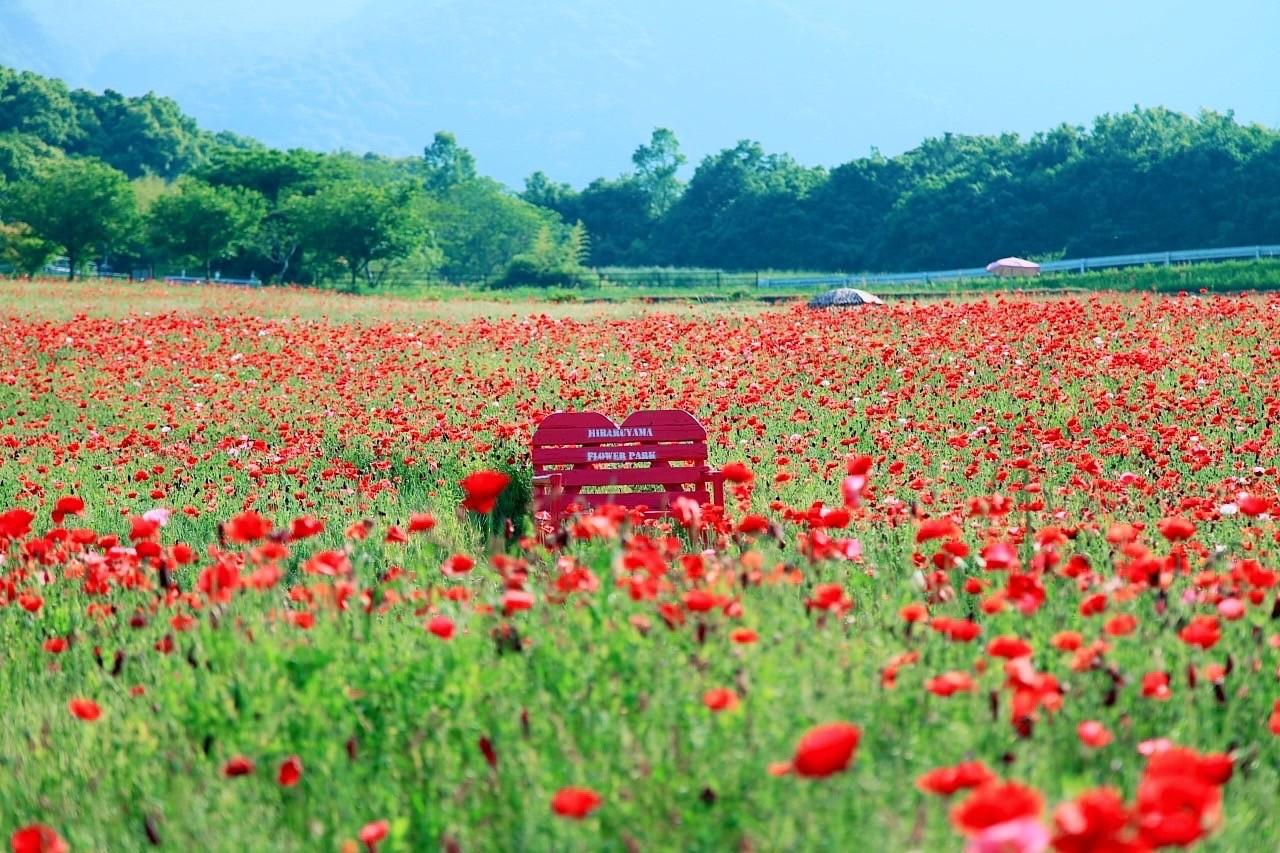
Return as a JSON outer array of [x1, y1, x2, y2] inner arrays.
[[531, 409, 725, 526]]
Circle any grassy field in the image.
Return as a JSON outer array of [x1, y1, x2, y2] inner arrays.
[[1, 279, 1278, 851]]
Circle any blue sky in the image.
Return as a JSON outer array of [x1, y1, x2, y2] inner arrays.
[[2, 0, 1276, 188]]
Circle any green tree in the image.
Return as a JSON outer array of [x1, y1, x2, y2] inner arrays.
[[495, 220, 591, 289], [288, 180, 427, 288], [429, 179, 550, 282], [631, 127, 686, 216], [0, 132, 61, 184], [566, 220, 590, 268], [0, 221, 57, 276], [520, 171, 577, 212], [4, 157, 138, 279], [422, 131, 478, 195], [569, 177, 652, 265], [70, 89, 205, 179], [148, 178, 267, 280], [0, 66, 81, 148], [196, 146, 327, 202], [655, 140, 824, 268], [195, 146, 336, 283]]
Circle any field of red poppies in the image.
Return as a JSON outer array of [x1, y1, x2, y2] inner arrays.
[[2, 280, 1278, 852]]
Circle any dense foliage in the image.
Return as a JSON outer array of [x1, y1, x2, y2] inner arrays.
[[1, 64, 1278, 285], [528, 112, 1280, 271], [0, 69, 573, 287], [1, 284, 1279, 850]]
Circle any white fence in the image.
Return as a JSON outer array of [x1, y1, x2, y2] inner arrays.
[[758, 244, 1280, 289]]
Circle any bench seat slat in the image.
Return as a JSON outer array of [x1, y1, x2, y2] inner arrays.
[[532, 443, 708, 466], [535, 467, 710, 489]]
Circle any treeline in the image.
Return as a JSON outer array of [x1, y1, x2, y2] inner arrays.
[[1, 63, 1278, 285], [527, 112, 1280, 271], [0, 66, 583, 286]]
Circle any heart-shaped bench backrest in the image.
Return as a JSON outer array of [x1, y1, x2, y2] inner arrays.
[[532, 409, 706, 446]]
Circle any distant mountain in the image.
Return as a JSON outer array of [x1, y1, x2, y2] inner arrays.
[[10, 0, 1272, 190], [0, 0, 700, 187]]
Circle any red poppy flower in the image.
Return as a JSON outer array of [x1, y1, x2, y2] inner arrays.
[[442, 554, 474, 577], [289, 516, 324, 540], [407, 512, 437, 533], [915, 761, 996, 796], [986, 635, 1033, 659], [1141, 671, 1172, 700], [502, 589, 534, 616], [721, 461, 754, 483], [1156, 516, 1196, 541], [916, 517, 960, 542], [1236, 494, 1270, 517], [899, 603, 928, 623], [1051, 788, 1135, 853], [1104, 614, 1137, 637], [359, 819, 389, 850], [51, 495, 84, 524], [0, 508, 35, 541], [1179, 615, 1221, 650], [980, 541, 1018, 570], [683, 589, 719, 612], [951, 781, 1043, 835], [460, 470, 510, 514], [223, 756, 255, 777], [933, 617, 982, 643], [926, 671, 975, 697], [68, 698, 101, 722], [224, 510, 273, 543], [702, 687, 739, 712], [790, 722, 861, 778], [426, 615, 455, 639], [1136, 760, 1222, 847], [10, 825, 68, 853], [304, 550, 351, 577], [1076, 720, 1113, 748], [1051, 631, 1083, 652], [551, 786, 602, 819], [128, 516, 159, 541], [277, 755, 303, 787], [806, 583, 852, 614]]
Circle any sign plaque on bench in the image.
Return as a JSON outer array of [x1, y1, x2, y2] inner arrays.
[[531, 409, 725, 527]]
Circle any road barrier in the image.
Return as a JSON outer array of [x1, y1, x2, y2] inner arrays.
[[757, 245, 1280, 289]]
